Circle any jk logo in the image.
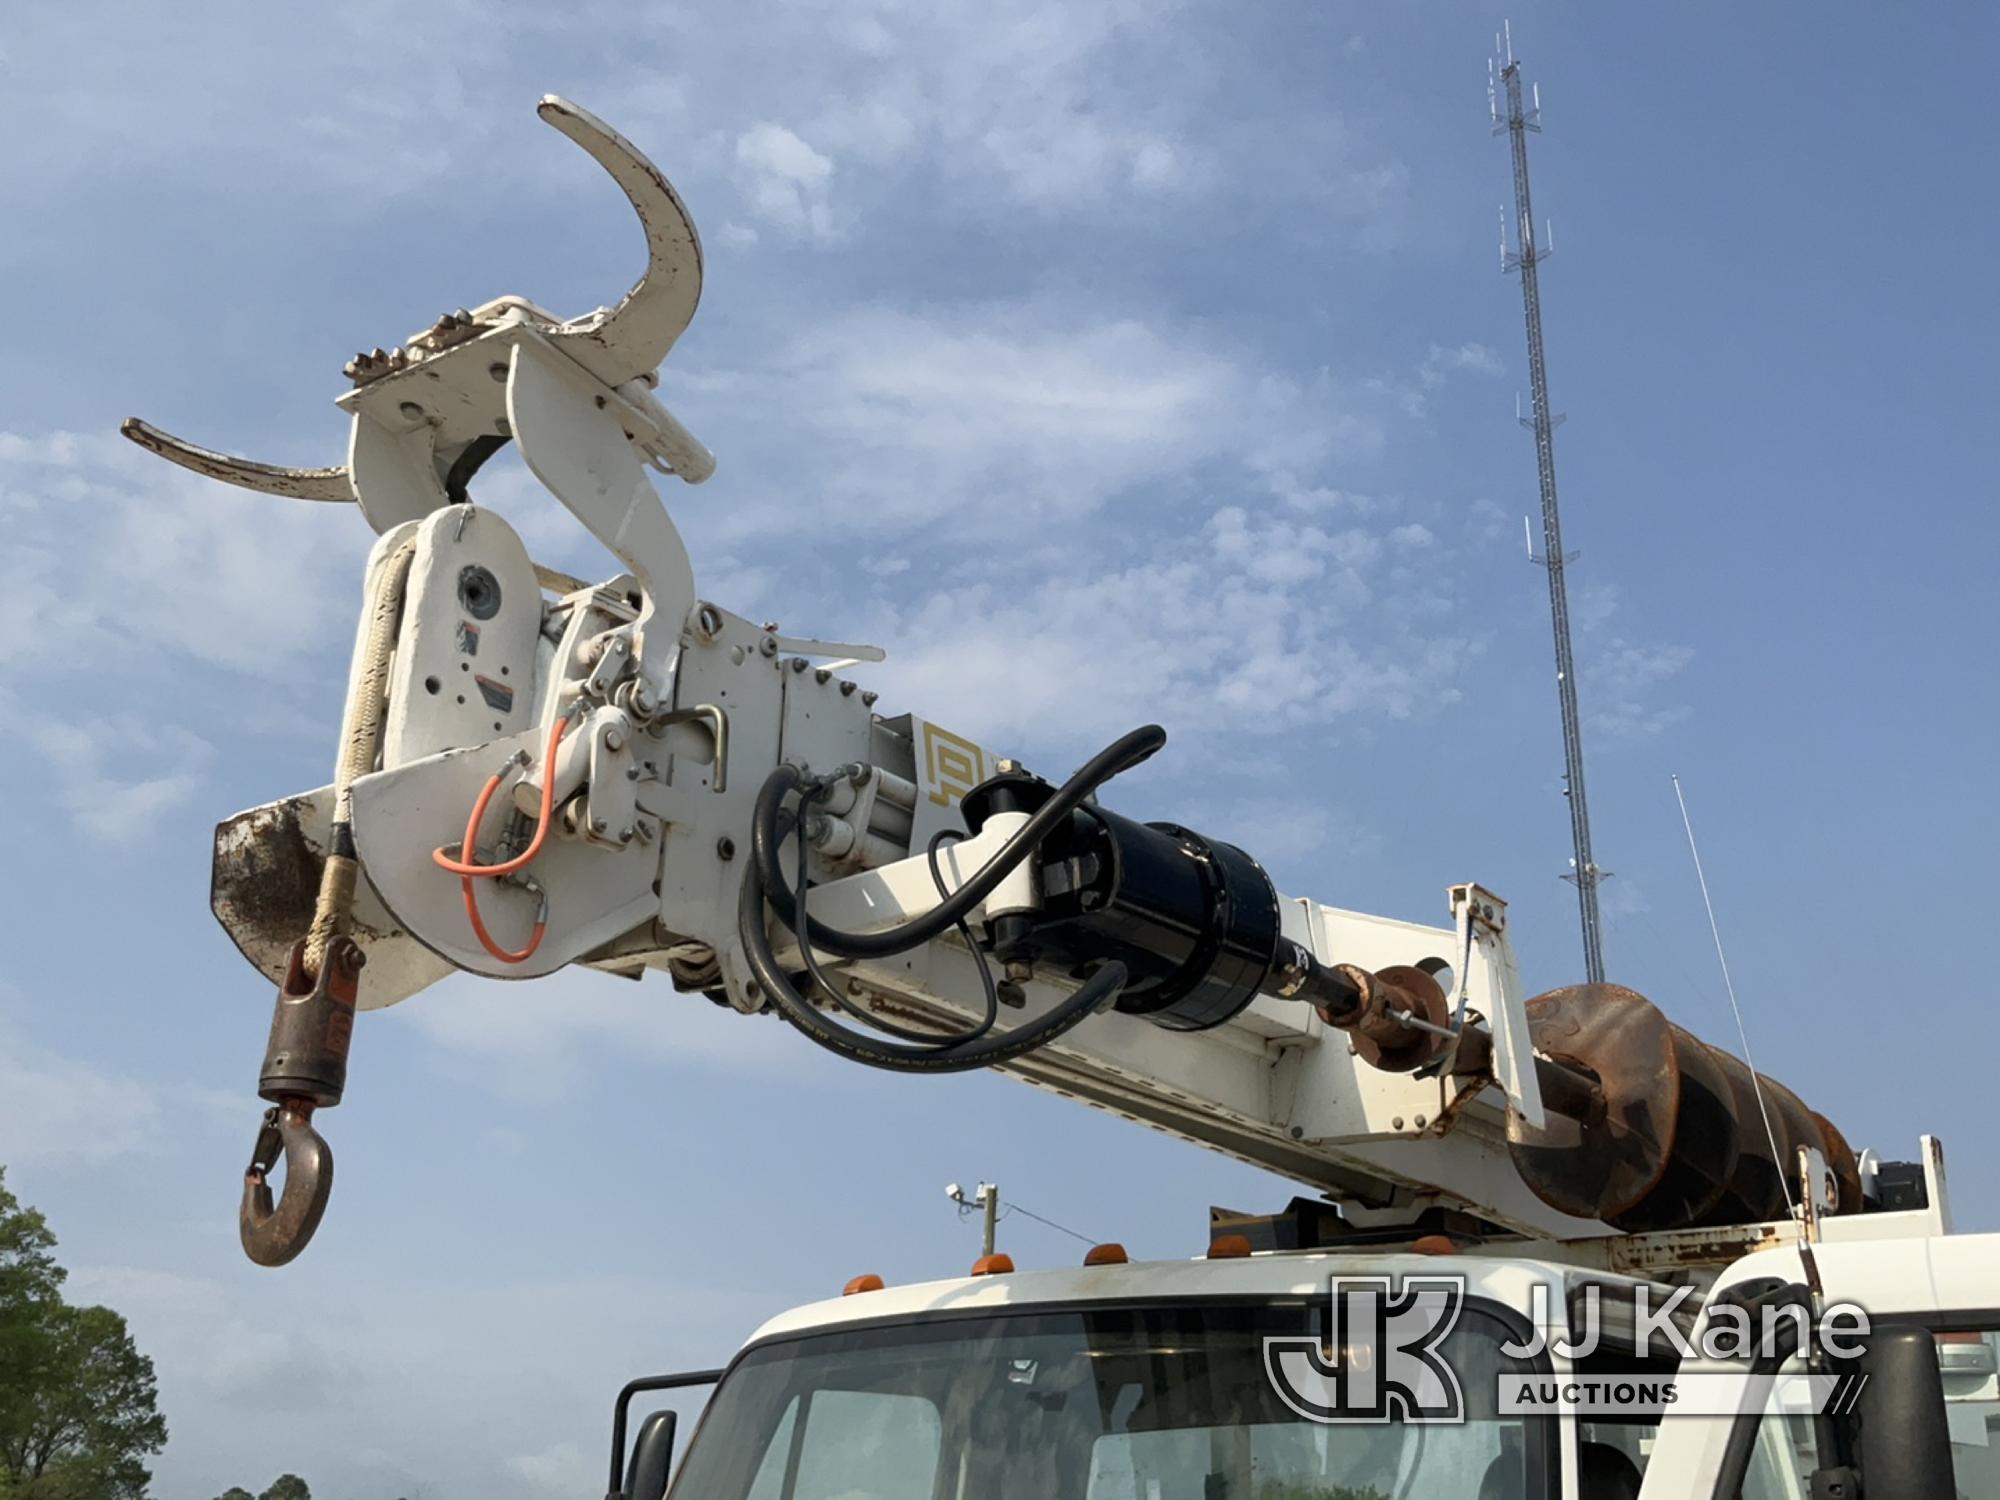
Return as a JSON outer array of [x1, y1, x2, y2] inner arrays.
[[1264, 1275, 1467, 1424]]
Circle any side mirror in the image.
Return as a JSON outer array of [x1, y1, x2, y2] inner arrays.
[[605, 1366, 722, 1500], [1854, 1328, 1955, 1497], [623, 1410, 678, 1500]]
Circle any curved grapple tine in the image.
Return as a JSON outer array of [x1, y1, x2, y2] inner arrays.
[[536, 94, 704, 388], [120, 418, 354, 503]]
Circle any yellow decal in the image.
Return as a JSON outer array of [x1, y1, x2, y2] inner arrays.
[[921, 721, 987, 807]]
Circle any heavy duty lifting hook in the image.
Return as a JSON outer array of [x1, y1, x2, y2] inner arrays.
[[240, 936, 364, 1266], [241, 1104, 333, 1268]]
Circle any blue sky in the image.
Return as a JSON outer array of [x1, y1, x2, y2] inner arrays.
[[3, 3, 1995, 1496]]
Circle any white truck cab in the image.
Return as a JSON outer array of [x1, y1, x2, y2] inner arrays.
[[608, 1150, 2000, 1500]]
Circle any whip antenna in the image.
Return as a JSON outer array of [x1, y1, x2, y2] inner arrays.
[[1671, 773, 1796, 1217]]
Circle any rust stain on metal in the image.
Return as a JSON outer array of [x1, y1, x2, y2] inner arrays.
[[212, 800, 403, 985], [1604, 1222, 1788, 1276], [1510, 982, 1863, 1235], [1335, 964, 1450, 1074], [213, 801, 325, 982]]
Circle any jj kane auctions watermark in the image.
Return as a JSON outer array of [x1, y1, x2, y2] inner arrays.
[[1263, 1275, 1873, 1423]]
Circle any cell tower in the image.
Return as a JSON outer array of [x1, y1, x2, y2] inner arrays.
[[1490, 23, 1608, 983]]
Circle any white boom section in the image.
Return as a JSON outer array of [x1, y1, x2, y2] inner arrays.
[[151, 95, 1590, 1240]]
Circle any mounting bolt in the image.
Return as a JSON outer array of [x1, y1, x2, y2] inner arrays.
[[605, 728, 626, 752], [1414, 1114, 1428, 1129], [619, 825, 635, 842], [839, 680, 857, 696], [758, 635, 778, 658], [716, 835, 736, 861], [1391, 1116, 1405, 1131], [1289, 1125, 1305, 1140], [626, 766, 641, 781], [861, 690, 878, 707], [591, 816, 609, 834], [790, 657, 808, 673], [815, 667, 831, 685]]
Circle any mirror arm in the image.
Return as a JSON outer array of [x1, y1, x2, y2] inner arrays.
[[606, 1368, 724, 1500]]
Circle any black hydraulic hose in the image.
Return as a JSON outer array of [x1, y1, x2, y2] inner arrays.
[[756, 723, 1166, 960], [793, 820, 1001, 1046], [444, 434, 511, 504], [738, 849, 1127, 1073]]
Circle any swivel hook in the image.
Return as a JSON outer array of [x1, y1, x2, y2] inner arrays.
[[241, 1103, 333, 1267], [239, 935, 364, 1266]]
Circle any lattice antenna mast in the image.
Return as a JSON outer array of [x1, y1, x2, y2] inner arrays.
[[1492, 23, 1608, 983]]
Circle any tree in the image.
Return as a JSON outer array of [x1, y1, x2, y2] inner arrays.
[[0, 1171, 167, 1500], [1, 1304, 166, 1500], [258, 1476, 310, 1500], [213, 1489, 254, 1500], [0, 1170, 65, 1498]]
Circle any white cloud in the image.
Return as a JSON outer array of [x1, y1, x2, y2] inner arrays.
[[735, 122, 837, 240], [797, 3, 1203, 210], [1199, 796, 1383, 874], [1573, 580, 1623, 634], [683, 301, 1382, 539], [386, 966, 823, 1103], [1594, 639, 1695, 698], [1599, 876, 1652, 920], [1587, 638, 1695, 740], [862, 503, 1469, 754], [0, 429, 360, 681], [0, 5, 512, 205], [1566, 584, 1695, 741], [508, 1440, 590, 1498], [23, 713, 213, 841], [0, 1012, 161, 1163], [1423, 342, 1505, 382], [72, 1258, 777, 1500], [1373, 341, 1507, 418]]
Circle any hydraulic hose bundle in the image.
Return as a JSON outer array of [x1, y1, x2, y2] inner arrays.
[[737, 725, 1170, 1072]]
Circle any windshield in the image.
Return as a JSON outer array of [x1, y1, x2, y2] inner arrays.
[[668, 1299, 1549, 1499]]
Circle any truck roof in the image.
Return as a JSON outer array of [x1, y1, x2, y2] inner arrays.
[[744, 1247, 1663, 1351]]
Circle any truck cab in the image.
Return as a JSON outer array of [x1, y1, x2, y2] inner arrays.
[[659, 1249, 1591, 1499], [612, 1161, 2000, 1500]]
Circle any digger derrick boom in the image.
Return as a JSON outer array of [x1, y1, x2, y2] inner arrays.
[[129, 95, 1865, 1267]]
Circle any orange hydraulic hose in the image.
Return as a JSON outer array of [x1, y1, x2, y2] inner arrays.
[[459, 867, 546, 964], [437, 712, 573, 964], [433, 711, 572, 878]]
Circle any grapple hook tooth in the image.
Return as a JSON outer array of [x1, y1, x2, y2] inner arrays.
[[535, 94, 704, 387], [120, 418, 353, 503], [239, 1103, 334, 1267]]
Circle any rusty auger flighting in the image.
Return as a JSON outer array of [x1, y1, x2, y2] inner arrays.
[[131, 96, 1863, 1271]]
